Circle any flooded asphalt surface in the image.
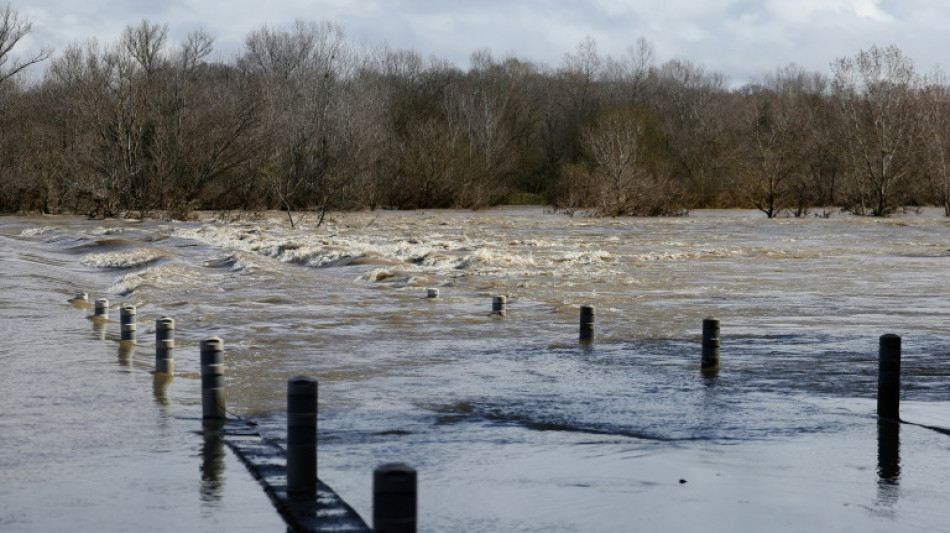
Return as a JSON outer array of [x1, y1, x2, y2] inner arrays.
[[2, 207, 950, 531]]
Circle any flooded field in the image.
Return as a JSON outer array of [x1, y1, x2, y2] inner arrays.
[[2, 207, 950, 531]]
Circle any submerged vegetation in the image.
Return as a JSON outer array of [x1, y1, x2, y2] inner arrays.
[[2, 6, 950, 218]]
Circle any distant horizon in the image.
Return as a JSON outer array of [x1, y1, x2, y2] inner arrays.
[[15, 1, 950, 86]]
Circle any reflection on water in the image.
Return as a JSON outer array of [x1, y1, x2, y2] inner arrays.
[[117, 340, 135, 367], [876, 420, 901, 511], [877, 420, 901, 484], [153, 372, 173, 405], [201, 424, 226, 504], [91, 317, 107, 341]]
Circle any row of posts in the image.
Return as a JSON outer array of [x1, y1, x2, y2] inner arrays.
[[86, 296, 179, 378], [83, 294, 417, 532], [89, 291, 907, 421], [480, 292, 904, 419], [83, 291, 907, 531]]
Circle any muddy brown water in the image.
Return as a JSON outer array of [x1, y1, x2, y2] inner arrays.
[[3, 208, 950, 531]]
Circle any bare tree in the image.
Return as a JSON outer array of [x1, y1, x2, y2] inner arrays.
[[919, 74, 950, 215], [649, 58, 730, 207], [734, 66, 822, 217], [0, 4, 51, 85], [832, 45, 922, 216], [240, 20, 352, 226], [560, 105, 682, 216]]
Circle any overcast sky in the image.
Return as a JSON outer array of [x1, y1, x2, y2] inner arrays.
[[15, 0, 950, 85]]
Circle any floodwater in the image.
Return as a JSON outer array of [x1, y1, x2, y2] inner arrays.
[[2, 207, 950, 532]]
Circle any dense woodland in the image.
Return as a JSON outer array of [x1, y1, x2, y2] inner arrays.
[[2, 6, 950, 219]]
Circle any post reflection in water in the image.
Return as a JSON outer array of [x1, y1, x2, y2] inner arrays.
[[91, 318, 106, 341], [152, 372, 173, 405], [876, 420, 901, 508], [118, 341, 135, 367], [200, 422, 226, 504]]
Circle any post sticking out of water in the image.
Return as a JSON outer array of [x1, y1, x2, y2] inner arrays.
[[374, 462, 417, 533], [286, 376, 318, 495], [75, 292, 88, 302], [877, 334, 901, 421], [492, 295, 507, 317], [701, 318, 721, 371], [119, 304, 137, 343], [94, 298, 109, 320], [427, 288, 440, 299], [155, 317, 175, 374], [579, 305, 595, 342], [200, 337, 226, 420]]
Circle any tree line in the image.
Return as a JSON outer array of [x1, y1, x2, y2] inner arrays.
[[2, 7, 949, 219]]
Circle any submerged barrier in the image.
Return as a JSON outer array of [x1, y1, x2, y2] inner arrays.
[[70, 288, 938, 531]]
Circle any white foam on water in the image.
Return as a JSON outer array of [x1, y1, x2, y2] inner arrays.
[[81, 248, 169, 269], [110, 262, 219, 296], [18, 226, 57, 237]]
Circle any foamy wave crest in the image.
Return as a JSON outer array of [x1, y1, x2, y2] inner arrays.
[[19, 226, 57, 237], [254, 241, 351, 267], [110, 263, 212, 296], [81, 248, 168, 269], [176, 223, 445, 270], [359, 268, 411, 284], [554, 250, 614, 264], [634, 248, 743, 261], [456, 248, 537, 270], [91, 227, 129, 236]]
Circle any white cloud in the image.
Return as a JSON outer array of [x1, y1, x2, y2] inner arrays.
[[9, 0, 950, 85]]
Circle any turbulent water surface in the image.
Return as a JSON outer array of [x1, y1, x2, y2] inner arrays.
[[2, 207, 950, 532]]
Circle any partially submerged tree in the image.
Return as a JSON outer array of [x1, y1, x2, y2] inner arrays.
[[557, 105, 682, 216]]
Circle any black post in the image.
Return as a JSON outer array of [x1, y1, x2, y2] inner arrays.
[[119, 304, 137, 343], [579, 305, 595, 342], [287, 376, 318, 495], [877, 334, 901, 421], [701, 318, 720, 371], [492, 295, 507, 317], [374, 463, 417, 533], [155, 317, 175, 374], [94, 298, 109, 320], [200, 337, 226, 420]]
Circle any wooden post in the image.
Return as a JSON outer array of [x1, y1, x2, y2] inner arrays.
[[286, 376, 318, 495], [877, 334, 901, 421], [427, 288, 440, 299], [579, 305, 595, 342], [155, 317, 175, 374], [374, 462, 417, 533], [701, 318, 720, 371], [200, 337, 226, 420]]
